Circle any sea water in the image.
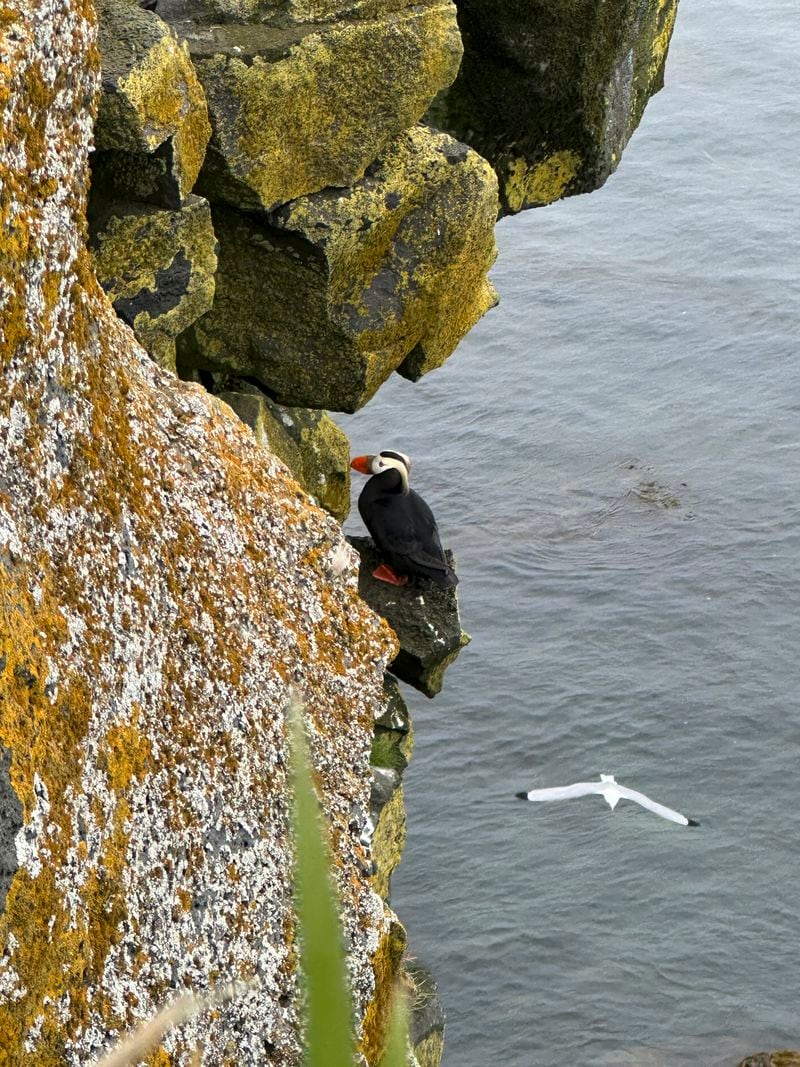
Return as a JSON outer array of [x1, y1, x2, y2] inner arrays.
[[340, 1, 800, 1062]]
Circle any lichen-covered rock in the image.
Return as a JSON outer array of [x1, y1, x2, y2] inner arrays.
[[369, 766, 405, 902], [360, 913, 408, 1066], [349, 538, 469, 697], [0, 746, 21, 913], [161, 0, 429, 21], [154, 0, 462, 211], [429, 0, 680, 214], [89, 193, 218, 372], [407, 962, 446, 1067], [0, 2, 402, 1062], [369, 676, 411, 900], [215, 382, 351, 522], [179, 126, 498, 411], [738, 1055, 800, 1067], [95, 0, 211, 206]]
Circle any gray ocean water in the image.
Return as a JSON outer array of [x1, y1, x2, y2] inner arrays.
[[340, 1, 800, 1063]]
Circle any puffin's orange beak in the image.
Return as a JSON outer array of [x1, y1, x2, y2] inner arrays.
[[350, 455, 371, 475]]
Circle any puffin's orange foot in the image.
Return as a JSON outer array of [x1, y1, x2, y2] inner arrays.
[[372, 564, 408, 586]]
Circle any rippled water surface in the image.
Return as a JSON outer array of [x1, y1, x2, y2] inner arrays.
[[340, 1, 800, 1063]]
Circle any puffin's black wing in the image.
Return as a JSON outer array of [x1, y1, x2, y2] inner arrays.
[[362, 488, 457, 585]]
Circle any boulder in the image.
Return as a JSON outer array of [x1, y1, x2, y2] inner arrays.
[[407, 961, 446, 1067], [349, 538, 470, 697], [0, 2, 403, 1060], [179, 125, 498, 411], [89, 194, 218, 372], [215, 381, 351, 522], [95, 0, 211, 206], [429, 0, 680, 214], [154, 0, 462, 211]]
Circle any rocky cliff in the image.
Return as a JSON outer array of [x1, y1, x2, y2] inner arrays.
[[0, 0, 681, 1062], [0, 3, 403, 1063]]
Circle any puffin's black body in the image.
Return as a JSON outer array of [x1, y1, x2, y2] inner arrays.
[[356, 466, 458, 588]]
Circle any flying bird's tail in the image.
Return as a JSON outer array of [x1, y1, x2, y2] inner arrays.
[[515, 792, 529, 800], [687, 818, 700, 827]]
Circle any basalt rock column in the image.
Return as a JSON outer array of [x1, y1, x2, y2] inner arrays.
[[90, 0, 218, 370], [215, 381, 352, 522], [349, 538, 470, 698]]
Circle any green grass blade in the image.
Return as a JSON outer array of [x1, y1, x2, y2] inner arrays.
[[288, 700, 355, 1067], [377, 989, 409, 1067]]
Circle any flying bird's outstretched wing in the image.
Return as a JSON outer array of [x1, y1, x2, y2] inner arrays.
[[516, 782, 606, 802], [614, 784, 695, 826], [516, 778, 699, 826]]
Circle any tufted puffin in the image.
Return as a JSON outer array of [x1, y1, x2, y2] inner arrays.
[[350, 450, 458, 588]]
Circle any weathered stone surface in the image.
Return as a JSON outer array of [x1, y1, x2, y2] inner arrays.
[[738, 1055, 800, 1067], [0, 2, 403, 1061], [89, 194, 218, 372], [361, 913, 409, 1066], [158, 0, 428, 21], [375, 672, 411, 736], [407, 961, 446, 1067], [369, 766, 405, 901], [215, 381, 351, 522], [154, 0, 462, 211], [179, 125, 498, 411], [0, 747, 22, 913], [95, 0, 211, 206], [369, 676, 411, 900], [429, 0, 680, 214], [349, 538, 469, 697]]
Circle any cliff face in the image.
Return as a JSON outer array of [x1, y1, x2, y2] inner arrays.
[[0, 0, 682, 1062], [0, 3, 398, 1062]]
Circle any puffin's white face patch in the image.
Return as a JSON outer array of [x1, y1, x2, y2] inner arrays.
[[372, 450, 411, 476]]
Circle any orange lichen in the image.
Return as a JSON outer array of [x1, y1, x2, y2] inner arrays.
[[1, 2, 401, 1061], [146, 1049, 173, 1067], [360, 919, 407, 1065], [103, 714, 153, 792]]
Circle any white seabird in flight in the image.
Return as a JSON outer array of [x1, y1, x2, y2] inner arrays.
[[516, 774, 699, 826]]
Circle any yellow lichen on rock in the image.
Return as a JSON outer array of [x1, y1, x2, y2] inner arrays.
[[0, 566, 134, 1059], [182, 126, 499, 411], [176, 0, 462, 211], [95, 0, 211, 201], [369, 783, 406, 901], [360, 916, 408, 1065], [204, 0, 405, 20], [216, 387, 351, 522], [89, 194, 218, 372], [103, 715, 154, 793], [429, 0, 681, 215], [118, 36, 211, 198], [649, 0, 679, 86], [504, 149, 582, 212]]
